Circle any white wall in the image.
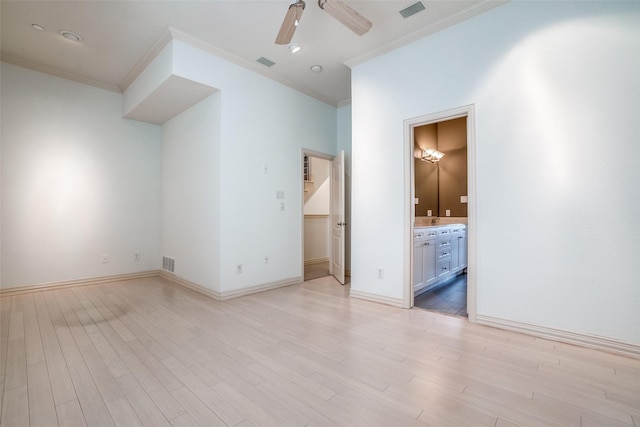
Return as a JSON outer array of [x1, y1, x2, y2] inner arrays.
[[163, 40, 338, 293], [1, 63, 162, 288], [161, 93, 221, 291], [351, 1, 640, 345], [1, 36, 337, 294]]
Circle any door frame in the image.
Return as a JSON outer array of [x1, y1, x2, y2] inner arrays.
[[300, 149, 335, 281], [403, 104, 477, 322]]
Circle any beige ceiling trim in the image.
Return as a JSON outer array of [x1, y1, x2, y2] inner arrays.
[[0, 53, 121, 93], [344, 0, 508, 68]]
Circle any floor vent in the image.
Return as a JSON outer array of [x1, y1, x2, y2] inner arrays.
[[162, 256, 175, 273], [399, 1, 426, 19]]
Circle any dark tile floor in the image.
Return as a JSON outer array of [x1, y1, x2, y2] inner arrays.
[[414, 273, 467, 317]]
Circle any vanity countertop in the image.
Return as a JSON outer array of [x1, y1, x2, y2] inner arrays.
[[415, 223, 466, 230], [415, 216, 468, 227]]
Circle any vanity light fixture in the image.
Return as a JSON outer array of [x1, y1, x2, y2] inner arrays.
[[421, 148, 445, 163]]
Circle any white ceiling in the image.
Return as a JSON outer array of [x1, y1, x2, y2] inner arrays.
[[1, 0, 504, 107]]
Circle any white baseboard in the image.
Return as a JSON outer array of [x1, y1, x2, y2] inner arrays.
[[1, 270, 302, 303], [304, 257, 329, 266], [349, 289, 404, 308], [159, 270, 302, 301], [476, 314, 640, 360], [0, 270, 161, 297], [159, 271, 222, 300]]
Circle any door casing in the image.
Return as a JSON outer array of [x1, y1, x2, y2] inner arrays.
[[403, 105, 477, 322], [301, 149, 343, 283]]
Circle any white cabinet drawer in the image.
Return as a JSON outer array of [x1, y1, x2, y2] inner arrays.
[[437, 260, 451, 277], [414, 228, 439, 241], [438, 247, 451, 260], [437, 238, 451, 248]]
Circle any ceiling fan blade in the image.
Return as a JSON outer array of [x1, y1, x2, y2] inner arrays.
[[318, 0, 372, 36], [275, 0, 306, 45]]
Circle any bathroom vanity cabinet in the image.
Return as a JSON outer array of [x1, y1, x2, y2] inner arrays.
[[413, 224, 467, 296]]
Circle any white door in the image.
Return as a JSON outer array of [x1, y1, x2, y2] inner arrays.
[[331, 150, 346, 284]]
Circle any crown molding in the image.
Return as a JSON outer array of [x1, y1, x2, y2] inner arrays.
[[1, 53, 121, 93], [118, 27, 174, 93], [344, 0, 508, 69]]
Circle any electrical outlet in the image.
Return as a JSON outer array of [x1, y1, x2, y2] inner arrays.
[[236, 264, 243, 274], [377, 268, 384, 279], [102, 254, 109, 264], [446, 209, 451, 217], [264, 256, 269, 264], [134, 253, 141, 262], [280, 202, 285, 211]]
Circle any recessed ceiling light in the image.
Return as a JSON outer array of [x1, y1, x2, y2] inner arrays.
[[32, 24, 45, 31], [58, 30, 83, 42], [288, 43, 302, 54], [310, 65, 323, 73]]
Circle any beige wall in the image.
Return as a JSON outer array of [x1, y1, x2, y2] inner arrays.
[[414, 117, 467, 217], [414, 124, 438, 216]]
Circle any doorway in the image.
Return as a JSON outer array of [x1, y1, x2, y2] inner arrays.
[[404, 105, 477, 322], [302, 152, 332, 281], [301, 150, 347, 284]]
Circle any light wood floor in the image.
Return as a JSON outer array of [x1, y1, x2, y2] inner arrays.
[[1, 276, 639, 427]]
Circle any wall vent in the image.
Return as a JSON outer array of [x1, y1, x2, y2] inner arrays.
[[399, 1, 426, 19], [162, 256, 175, 273], [256, 57, 276, 67]]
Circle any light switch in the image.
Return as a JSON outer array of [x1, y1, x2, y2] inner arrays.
[[414, 198, 419, 204], [276, 191, 285, 200], [460, 196, 468, 203]]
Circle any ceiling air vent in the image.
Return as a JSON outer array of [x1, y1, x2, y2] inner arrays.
[[257, 57, 276, 67], [399, 1, 426, 19]]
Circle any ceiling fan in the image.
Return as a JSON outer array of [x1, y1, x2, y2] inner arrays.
[[275, 0, 373, 45]]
